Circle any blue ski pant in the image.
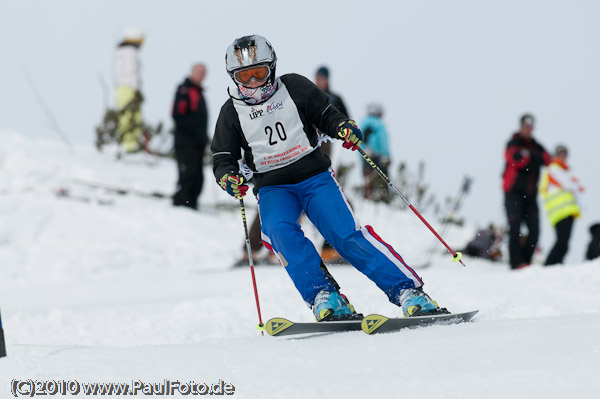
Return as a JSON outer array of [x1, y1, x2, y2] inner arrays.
[[258, 169, 423, 307]]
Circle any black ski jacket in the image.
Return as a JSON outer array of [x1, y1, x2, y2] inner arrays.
[[323, 89, 349, 119], [172, 78, 208, 147], [211, 73, 348, 194]]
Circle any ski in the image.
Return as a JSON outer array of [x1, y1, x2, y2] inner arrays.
[[265, 310, 478, 337], [265, 317, 363, 337], [361, 310, 479, 335]]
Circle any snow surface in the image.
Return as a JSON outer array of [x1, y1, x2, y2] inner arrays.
[[1, 132, 599, 398]]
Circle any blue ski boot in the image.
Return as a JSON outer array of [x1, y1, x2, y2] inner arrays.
[[399, 287, 449, 317], [312, 291, 362, 322]]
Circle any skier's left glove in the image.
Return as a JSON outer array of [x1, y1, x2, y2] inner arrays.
[[337, 120, 363, 151], [218, 171, 249, 199]]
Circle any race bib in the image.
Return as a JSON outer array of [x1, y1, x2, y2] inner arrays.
[[234, 80, 315, 173]]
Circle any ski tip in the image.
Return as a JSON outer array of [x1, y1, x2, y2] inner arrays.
[[265, 318, 294, 336], [444, 309, 479, 322], [361, 314, 389, 335]]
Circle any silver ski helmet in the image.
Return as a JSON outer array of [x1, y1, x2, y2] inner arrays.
[[225, 34, 277, 87]]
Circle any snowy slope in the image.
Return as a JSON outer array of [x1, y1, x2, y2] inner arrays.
[[1, 132, 599, 398]]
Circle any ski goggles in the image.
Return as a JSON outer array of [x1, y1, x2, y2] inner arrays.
[[233, 65, 270, 85]]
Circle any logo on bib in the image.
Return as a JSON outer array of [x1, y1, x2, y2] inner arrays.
[[266, 101, 284, 114], [249, 107, 264, 120]]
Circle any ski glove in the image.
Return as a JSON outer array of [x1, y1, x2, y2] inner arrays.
[[337, 120, 363, 151], [218, 171, 249, 199]]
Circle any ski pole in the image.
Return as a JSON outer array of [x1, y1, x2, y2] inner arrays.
[[239, 198, 266, 334], [357, 147, 465, 267], [420, 175, 472, 269]]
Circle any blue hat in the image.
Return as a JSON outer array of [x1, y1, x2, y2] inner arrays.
[[316, 66, 329, 78]]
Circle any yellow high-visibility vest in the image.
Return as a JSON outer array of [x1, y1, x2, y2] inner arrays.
[[539, 162, 581, 226]]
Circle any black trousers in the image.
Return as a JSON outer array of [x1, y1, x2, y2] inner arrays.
[[545, 216, 574, 266], [173, 144, 206, 210], [504, 192, 540, 269]]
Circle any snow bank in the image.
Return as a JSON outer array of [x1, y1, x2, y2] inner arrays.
[[1, 132, 599, 398]]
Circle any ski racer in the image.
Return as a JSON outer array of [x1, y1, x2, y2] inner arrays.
[[211, 34, 448, 321]]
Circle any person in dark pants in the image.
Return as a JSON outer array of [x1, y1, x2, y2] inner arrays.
[[502, 114, 551, 269], [539, 145, 584, 265], [314, 65, 351, 263], [586, 223, 600, 261], [546, 216, 574, 265], [172, 64, 208, 210], [314, 66, 349, 157]]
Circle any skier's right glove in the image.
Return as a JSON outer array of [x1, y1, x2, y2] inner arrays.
[[218, 171, 249, 199], [337, 120, 363, 151]]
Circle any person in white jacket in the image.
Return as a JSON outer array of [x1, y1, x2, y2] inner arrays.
[[539, 145, 585, 265], [115, 27, 145, 153]]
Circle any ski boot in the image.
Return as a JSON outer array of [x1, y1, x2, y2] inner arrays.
[[312, 291, 362, 322], [399, 287, 449, 317]]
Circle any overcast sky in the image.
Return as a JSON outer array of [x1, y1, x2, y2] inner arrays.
[[2, 0, 599, 263]]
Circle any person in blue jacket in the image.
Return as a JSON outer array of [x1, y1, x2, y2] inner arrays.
[[360, 103, 391, 202], [211, 34, 448, 321]]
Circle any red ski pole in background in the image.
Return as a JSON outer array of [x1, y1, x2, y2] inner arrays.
[[239, 199, 266, 334], [357, 147, 465, 267]]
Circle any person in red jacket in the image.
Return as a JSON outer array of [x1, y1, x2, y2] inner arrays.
[[172, 64, 208, 210], [502, 114, 551, 269]]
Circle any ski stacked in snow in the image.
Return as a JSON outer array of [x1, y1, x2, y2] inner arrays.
[[265, 310, 478, 337]]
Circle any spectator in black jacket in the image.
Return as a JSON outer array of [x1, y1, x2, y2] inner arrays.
[[172, 64, 208, 210], [314, 66, 349, 157], [502, 114, 551, 269], [315, 66, 349, 115], [314, 65, 351, 263]]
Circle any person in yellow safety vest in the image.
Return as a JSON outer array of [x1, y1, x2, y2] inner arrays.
[[539, 145, 584, 265], [115, 27, 145, 153]]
